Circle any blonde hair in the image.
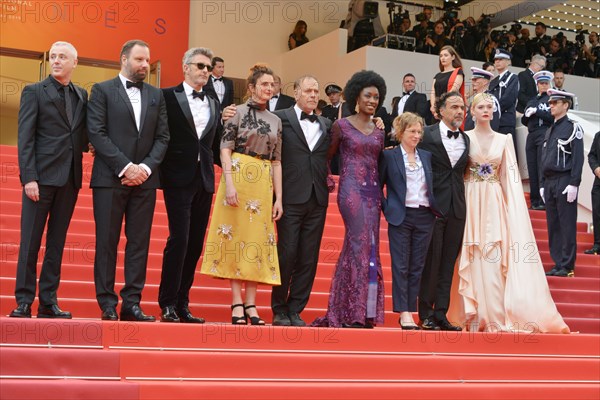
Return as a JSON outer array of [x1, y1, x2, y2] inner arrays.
[[471, 92, 495, 110], [393, 112, 424, 142]]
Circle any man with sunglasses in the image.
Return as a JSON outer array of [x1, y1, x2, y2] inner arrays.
[[158, 48, 234, 323], [203, 56, 234, 111]]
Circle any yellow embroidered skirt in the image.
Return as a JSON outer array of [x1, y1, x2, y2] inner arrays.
[[200, 153, 281, 285]]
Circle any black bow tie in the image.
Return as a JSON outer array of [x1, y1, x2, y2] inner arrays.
[[271, 95, 279, 99], [126, 80, 143, 90], [213, 77, 223, 82], [300, 112, 318, 123], [447, 130, 460, 139], [403, 92, 411, 97], [192, 90, 205, 100]]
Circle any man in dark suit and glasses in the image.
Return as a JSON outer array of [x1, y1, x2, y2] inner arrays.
[[202, 56, 234, 111], [87, 39, 169, 322], [10, 41, 88, 319], [158, 47, 234, 323], [388, 73, 429, 146], [271, 75, 332, 326], [417, 91, 469, 331]]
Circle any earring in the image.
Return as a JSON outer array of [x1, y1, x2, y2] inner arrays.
[[472, 116, 476, 122], [355, 103, 360, 114]]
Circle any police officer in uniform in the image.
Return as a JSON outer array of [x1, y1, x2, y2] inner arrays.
[[541, 89, 584, 277], [522, 71, 554, 211], [464, 67, 500, 131], [321, 84, 343, 123]]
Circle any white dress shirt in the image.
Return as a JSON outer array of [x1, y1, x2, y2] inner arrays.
[[269, 94, 279, 111], [294, 105, 322, 151], [211, 75, 225, 103], [183, 82, 211, 161], [118, 74, 150, 177], [439, 120, 466, 167], [397, 90, 414, 116], [401, 145, 429, 208]]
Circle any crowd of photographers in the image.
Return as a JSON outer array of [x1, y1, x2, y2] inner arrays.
[[386, 5, 600, 78]]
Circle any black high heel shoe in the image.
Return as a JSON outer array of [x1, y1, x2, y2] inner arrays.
[[244, 304, 265, 326], [231, 304, 247, 325]]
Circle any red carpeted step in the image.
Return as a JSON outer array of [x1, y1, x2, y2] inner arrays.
[[0, 379, 139, 400], [0, 347, 120, 377]]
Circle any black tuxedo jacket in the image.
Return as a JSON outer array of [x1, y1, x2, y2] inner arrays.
[[488, 71, 519, 129], [159, 83, 221, 192], [379, 146, 440, 226], [18, 76, 88, 188], [271, 94, 295, 111], [589, 131, 600, 187], [417, 123, 470, 219], [390, 91, 429, 121], [274, 107, 332, 206], [87, 77, 170, 189], [517, 69, 536, 114], [203, 76, 234, 109]]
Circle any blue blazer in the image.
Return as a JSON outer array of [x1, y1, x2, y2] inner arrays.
[[379, 146, 440, 226]]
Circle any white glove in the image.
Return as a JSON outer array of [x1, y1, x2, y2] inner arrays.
[[539, 188, 544, 203], [562, 185, 578, 203], [525, 107, 537, 117]]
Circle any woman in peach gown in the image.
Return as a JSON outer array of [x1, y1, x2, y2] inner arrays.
[[456, 93, 569, 333]]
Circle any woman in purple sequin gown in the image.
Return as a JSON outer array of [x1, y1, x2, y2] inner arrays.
[[312, 71, 387, 328]]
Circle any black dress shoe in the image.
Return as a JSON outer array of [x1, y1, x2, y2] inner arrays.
[[120, 304, 155, 322], [342, 322, 374, 329], [37, 304, 72, 319], [554, 268, 575, 277], [532, 204, 546, 211], [160, 306, 180, 322], [436, 319, 462, 331], [272, 312, 291, 326], [101, 307, 118, 321], [288, 312, 306, 327], [584, 246, 600, 255], [545, 266, 562, 276], [177, 308, 205, 324], [9, 303, 31, 318], [419, 318, 440, 330]]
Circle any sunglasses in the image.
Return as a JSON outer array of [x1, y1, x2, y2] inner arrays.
[[189, 62, 213, 72]]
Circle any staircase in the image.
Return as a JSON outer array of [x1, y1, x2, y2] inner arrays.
[[1, 144, 599, 399]]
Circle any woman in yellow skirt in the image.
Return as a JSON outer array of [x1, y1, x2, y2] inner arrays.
[[201, 64, 283, 325]]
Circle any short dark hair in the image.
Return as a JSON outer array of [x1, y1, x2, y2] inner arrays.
[[436, 91, 463, 116], [120, 39, 149, 59], [536, 22, 546, 29], [403, 73, 415, 81], [212, 56, 224, 67], [554, 68, 564, 74], [343, 70, 387, 115], [482, 62, 493, 70]]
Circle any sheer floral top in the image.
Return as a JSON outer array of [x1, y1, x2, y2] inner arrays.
[[220, 100, 283, 161]]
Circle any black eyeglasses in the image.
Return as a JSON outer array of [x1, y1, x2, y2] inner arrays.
[[188, 62, 213, 72]]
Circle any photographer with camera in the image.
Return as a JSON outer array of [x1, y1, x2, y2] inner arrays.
[[582, 31, 600, 78], [527, 22, 551, 57], [423, 21, 452, 55], [413, 6, 435, 53], [543, 38, 569, 74]]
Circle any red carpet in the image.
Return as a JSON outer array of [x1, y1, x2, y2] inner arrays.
[[0, 144, 599, 399]]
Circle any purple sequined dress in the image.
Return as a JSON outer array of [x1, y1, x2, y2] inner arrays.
[[312, 118, 385, 327]]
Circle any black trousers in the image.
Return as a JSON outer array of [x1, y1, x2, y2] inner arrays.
[[498, 124, 518, 162], [388, 207, 436, 313], [592, 184, 600, 247], [272, 190, 327, 315], [159, 165, 213, 310], [93, 186, 156, 310], [418, 210, 466, 322], [544, 175, 578, 271], [15, 180, 78, 306], [526, 128, 546, 206]]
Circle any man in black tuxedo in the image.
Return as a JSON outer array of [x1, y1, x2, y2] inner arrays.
[[157, 47, 223, 323], [87, 39, 169, 322], [10, 41, 88, 319], [202, 56, 234, 110], [271, 75, 332, 326], [268, 75, 295, 111], [417, 91, 469, 331], [388, 73, 429, 146], [517, 54, 546, 113], [585, 131, 600, 255]]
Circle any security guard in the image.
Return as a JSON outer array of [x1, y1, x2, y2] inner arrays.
[[464, 67, 500, 131], [321, 84, 344, 123], [522, 71, 554, 211], [488, 48, 519, 136], [541, 89, 584, 277]]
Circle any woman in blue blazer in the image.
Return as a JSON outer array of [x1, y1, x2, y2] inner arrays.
[[379, 112, 440, 329]]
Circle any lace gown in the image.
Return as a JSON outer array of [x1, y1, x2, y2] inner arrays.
[[452, 132, 569, 333], [312, 118, 385, 327]]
